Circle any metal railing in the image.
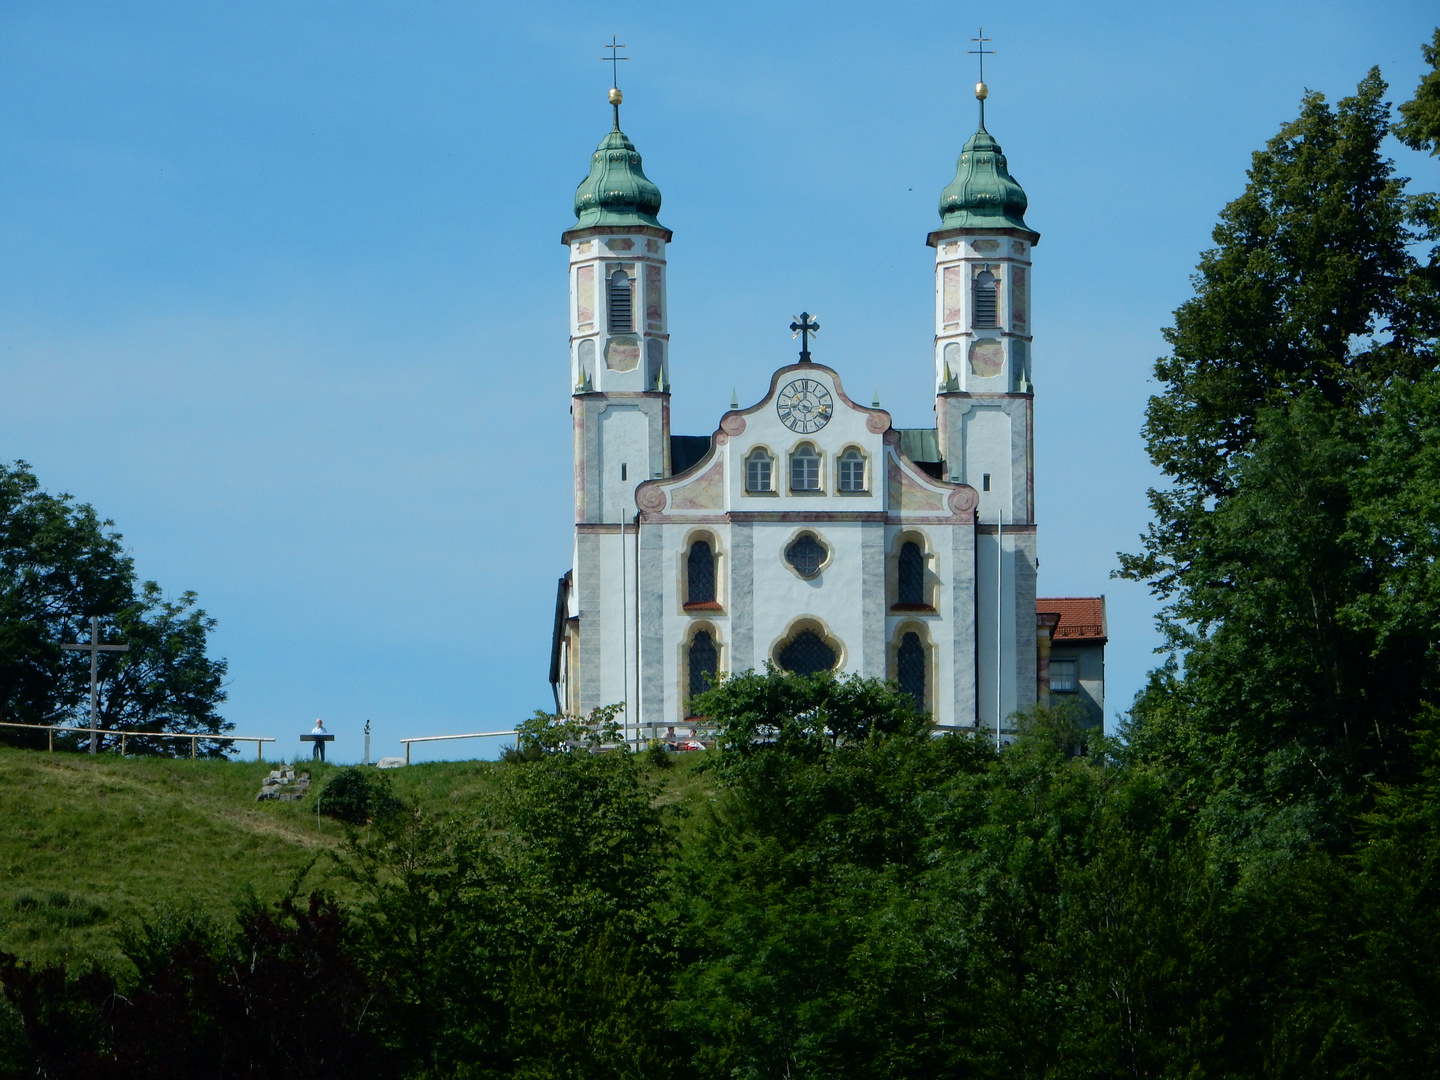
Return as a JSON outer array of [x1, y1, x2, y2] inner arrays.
[[398, 729, 520, 765], [0, 721, 276, 759]]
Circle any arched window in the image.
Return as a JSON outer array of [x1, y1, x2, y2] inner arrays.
[[745, 449, 773, 492], [898, 542, 924, 606], [785, 533, 827, 578], [973, 266, 999, 328], [790, 444, 821, 492], [608, 269, 633, 333], [688, 630, 718, 697], [687, 541, 716, 605], [897, 632, 926, 709], [778, 630, 837, 676], [837, 449, 866, 492]]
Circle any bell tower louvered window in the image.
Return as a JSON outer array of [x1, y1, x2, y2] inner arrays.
[[897, 542, 925, 606], [688, 631, 718, 697], [973, 267, 999, 328], [608, 269, 633, 333], [686, 541, 716, 605], [897, 632, 926, 709]]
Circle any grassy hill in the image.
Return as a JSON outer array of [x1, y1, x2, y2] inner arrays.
[[0, 746, 712, 970]]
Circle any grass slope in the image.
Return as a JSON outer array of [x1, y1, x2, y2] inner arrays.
[[0, 746, 713, 969]]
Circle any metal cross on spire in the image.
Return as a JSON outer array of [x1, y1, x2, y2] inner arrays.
[[602, 34, 629, 88], [968, 28, 994, 82], [602, 35, 629, 127], [790, 312, 820, 364], [968, 28, 995, 126], [61, 616, 129, 753]]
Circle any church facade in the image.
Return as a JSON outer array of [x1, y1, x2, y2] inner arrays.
[[548, 82, 1105, 741]]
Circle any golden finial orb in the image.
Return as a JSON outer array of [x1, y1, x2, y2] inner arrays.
[[975, 81, 989, 101], [608, 87, 623, 105]]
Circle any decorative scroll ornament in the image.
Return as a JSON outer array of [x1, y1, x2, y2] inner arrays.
[[949, 486, 980, 514]]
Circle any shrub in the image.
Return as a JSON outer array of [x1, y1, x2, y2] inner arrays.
[[317, 768, 404, 825]]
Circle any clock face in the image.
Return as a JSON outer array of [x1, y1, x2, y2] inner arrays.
[[776, 379, 834, 433]]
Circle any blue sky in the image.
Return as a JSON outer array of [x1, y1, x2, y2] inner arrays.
[[1, 1, 1435, 763]]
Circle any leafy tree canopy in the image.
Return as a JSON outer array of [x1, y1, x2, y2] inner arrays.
[[1119, 59, 1440, 830], [0, 461, 229, 753]]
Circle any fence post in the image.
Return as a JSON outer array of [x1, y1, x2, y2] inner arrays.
[[121, 733, 127, 756], [405, 742, 411, 765], [191, 736, 196, 760], [257, 740, 263, 761], [48, 727, 53, 752]]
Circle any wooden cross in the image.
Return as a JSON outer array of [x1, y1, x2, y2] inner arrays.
[[790, 312, 820, 364], [61, 616, 129, 753]]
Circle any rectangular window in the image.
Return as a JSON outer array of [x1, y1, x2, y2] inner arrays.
[[1049, 658, 1078, 693], [838, 453, 865, 492], [746, 455, 772, 492], [791, 452, 820, 491]]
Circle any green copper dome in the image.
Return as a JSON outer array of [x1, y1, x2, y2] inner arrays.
[[937, 124, 1030, 232], [572, 122, 665, 231]]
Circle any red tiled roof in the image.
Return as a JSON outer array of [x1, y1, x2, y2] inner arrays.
[[1037, 597, 1107, 642]]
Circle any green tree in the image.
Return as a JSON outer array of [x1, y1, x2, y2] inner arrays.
[[0, 461, 133, 732], [1119, 65, 1440, 822], [336, 808, 511, 1077], [1396, 29, 1440, 154], [1129, 69, 1433, 516], [0, 461, 229, 753]]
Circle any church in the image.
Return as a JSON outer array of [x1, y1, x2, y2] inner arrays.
[[548, 75, 1106, 743]]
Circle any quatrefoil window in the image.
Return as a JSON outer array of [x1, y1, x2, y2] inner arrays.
[[785, 533, 827, 579]]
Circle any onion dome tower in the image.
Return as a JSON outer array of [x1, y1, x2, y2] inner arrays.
[[928, 80, 1040, 409], [928, 66, 1042, 738], [562, 85, 673, 525]]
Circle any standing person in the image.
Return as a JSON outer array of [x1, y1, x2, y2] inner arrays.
[[311, 718, 327, 762]]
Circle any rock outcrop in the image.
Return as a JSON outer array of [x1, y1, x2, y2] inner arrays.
[[255, 766, 311, 801]]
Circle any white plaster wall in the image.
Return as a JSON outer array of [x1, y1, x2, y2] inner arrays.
[[931, 237, 1033, 393], [975, 530, 1024, 735], [720, 370, 887, 512], [964, 406, 1014, 524], [568, 233, 668, 396], [747, 520, 870, 669], [599, 406, 649, 520], [591, 528, 641, 732], [651, 521, 733, 730], [882, 523, 958, 729]]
